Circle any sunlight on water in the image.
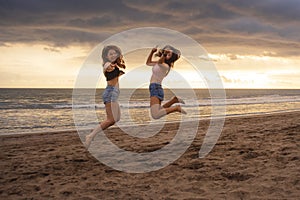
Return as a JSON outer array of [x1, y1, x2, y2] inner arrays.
[[0, 88, 299, 134]]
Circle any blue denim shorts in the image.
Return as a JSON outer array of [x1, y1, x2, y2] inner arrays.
[[149, 83, 164, 101], [102, 86, 120, 104]]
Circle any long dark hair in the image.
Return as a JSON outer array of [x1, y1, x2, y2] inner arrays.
[[101, 45, 122, 66], [155, 45, 181, 68]]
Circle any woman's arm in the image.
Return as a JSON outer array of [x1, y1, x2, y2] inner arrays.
[[113, 55, 126, 69], [146, 47, 158, 66], [103, 62, 116, 72]]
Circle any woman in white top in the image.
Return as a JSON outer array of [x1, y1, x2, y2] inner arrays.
[[146, 45, 186, 119]]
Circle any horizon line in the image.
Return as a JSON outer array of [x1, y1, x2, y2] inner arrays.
[[0, 87, 299, 90]]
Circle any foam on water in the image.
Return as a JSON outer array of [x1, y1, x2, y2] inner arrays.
[[0, 88, 300, 135]]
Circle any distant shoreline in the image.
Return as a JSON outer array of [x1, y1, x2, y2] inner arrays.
[[1, 87, 300, 90]]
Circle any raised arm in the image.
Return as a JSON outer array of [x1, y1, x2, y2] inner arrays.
[[103, 62, 117, 72], [112, 55, 126, 69], [146, 47, 158, 66]]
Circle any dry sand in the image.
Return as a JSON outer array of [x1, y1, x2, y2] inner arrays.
[[0, 111, 299, 199]]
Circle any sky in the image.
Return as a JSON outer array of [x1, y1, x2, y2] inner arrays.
[[0, 0, 299, 89]]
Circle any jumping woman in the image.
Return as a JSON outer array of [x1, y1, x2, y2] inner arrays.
[[146, 45, 186, 119], [85, 45, 126, 148]]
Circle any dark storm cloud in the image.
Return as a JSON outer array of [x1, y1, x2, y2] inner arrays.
[[0, 0, 299, 56], [222, 0, 300, 23]]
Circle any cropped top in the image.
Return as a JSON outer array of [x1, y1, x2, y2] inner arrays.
[[104, 67, 125, 81], [151, 63, 169, 83]]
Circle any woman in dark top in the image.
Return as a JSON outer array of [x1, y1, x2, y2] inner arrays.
[[85, 45, 125, 148]]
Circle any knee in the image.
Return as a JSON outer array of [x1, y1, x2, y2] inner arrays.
[[107, 119, 116, 126], [151, 112, 161, 120]]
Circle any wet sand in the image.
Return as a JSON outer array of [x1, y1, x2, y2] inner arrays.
[[0, 111, 299, 199]]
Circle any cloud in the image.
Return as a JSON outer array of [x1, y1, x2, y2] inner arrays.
[[222, 0, 300, 24], [0, 0, 299, 57], [43, 47, 60, 53]]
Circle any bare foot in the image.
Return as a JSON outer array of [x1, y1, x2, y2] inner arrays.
[[177, 105, 187, 114], [174, 96, 185, 104], [85, 134, 94, 149]]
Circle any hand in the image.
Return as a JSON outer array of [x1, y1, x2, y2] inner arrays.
[[151, 47, 157, 53], [115, 56, 126, 69]]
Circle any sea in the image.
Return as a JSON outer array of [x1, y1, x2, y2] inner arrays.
[[0, 88, 299, 135]]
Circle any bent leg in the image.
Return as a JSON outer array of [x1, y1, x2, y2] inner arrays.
[[162, 96, 185, 108], [150, 97, 186, 119], [85, 102, 120, 148]]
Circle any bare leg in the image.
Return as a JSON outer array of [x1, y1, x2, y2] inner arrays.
[[163, 96, 185, 108], [150, 97, 186, 119], [85, 102, 120, 148]]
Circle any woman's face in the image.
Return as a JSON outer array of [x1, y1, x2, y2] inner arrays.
[[164, 48, 173, 60], [106, 49, 118, 62]]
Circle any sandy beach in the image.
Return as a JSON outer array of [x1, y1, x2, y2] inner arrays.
[[0, 111, 299, 199]]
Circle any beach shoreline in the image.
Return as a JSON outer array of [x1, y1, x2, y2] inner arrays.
[[1, 111, 299, 199], [1, 109, 299, 137]]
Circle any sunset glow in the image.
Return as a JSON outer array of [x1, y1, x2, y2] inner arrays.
[[0, 1, 299, 89]]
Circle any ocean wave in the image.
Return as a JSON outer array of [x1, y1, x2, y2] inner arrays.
[[0, 95, 299, 110]]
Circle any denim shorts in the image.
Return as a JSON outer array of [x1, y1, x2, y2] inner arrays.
[[149, 83, 164, 101], [102, 86, 120, 104]]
